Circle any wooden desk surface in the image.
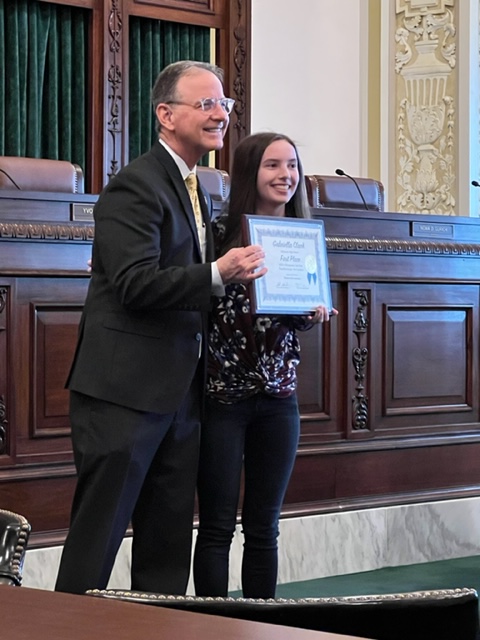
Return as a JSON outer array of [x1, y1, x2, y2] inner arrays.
[[1, 586, 370, 640]]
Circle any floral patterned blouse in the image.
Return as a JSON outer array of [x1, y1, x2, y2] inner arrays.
[[207, 214, 313, 404]]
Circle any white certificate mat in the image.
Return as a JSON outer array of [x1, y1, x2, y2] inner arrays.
[[243, 215, 333, 315]]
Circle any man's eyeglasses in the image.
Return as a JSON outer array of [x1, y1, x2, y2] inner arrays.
[[167, 97, 235, 115]]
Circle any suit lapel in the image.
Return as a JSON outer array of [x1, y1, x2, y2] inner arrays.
[[198, 183, 215, 262], [149, 143, 203, 259]]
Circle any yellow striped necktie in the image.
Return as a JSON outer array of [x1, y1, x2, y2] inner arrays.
[[185, 173, 203, 228], [185, 172, 206, 261]]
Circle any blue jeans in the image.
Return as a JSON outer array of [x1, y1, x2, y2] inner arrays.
[[193, 393, 300, 598]]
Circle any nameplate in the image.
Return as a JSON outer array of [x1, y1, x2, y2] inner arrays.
[[71, 203, 94, 222], [411, 222, 454, 239]]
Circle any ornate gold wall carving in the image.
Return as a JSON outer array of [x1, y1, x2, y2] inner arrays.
[[395, 0, 457, 215]]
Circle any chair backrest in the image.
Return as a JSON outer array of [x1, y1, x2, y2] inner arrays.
[[87, 588, 479, 640], [197, 166, 230, 219], [0, 508, 31, 586], [0, 156, 84, 194], [305, 174, 384, 211]]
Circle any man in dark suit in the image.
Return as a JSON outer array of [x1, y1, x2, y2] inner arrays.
[[55, 60, 266, 596]]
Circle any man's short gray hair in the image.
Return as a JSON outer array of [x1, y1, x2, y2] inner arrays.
[[151, 60, 225, 132]]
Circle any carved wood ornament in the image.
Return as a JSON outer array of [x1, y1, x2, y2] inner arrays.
[[352, 290, 369, 431], [106, 0, 123, 181]]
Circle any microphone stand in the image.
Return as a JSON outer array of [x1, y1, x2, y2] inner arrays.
[[335, 168, 369, 210]]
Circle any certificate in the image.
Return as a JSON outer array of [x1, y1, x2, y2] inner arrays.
[[243, 214, 333, 315]]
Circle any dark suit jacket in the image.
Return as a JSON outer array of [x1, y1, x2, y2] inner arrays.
[[67, 142, 216, 413]]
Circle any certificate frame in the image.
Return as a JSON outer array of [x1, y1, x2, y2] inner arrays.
[[242, 214, 333, 315]]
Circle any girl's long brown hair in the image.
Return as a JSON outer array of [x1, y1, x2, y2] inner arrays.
[[218, 132, 310, 256]]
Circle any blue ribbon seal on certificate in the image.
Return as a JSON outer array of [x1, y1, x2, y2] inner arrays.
[[305, 254, 317, 285]]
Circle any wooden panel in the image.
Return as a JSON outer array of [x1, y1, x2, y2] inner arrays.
[[9, 277, 89, 466], [376, 283, 478, 435], [4, 206, 480, 545], [0, 191, 97, 222], [335, 443, 480, 499], [388, 309, 467, 404], [386, 308, 468, 409], [0, 474, 76, 538], [37, 0, 94, 7], [32, 305, 84, 437], [297, 283, 343, 444], [128, 0, 223, 24], [285, 442, 480, 513], [132, 0, 215, 15], [318, 207, 480, 243]]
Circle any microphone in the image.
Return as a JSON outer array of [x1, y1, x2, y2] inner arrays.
[[472, 180, 480, 187], [335, 168, 368, 210]]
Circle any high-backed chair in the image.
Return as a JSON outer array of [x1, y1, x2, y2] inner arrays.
[[0, 156, 84, 194], [87, 587, 479, 640], [305, 174, 384, 211], [197, 165, 230, 219], [0, 509, 31, 586]]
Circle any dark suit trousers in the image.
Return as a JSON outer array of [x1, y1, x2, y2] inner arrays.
[[55, 383, 201, 595]]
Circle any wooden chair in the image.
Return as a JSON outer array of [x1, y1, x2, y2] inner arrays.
[[87, 587, 479, 640], [0, 156, 84, 194], [0, 508, 31, 586]]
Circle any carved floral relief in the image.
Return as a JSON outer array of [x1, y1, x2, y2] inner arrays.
[[395, 0, 457, 215]]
